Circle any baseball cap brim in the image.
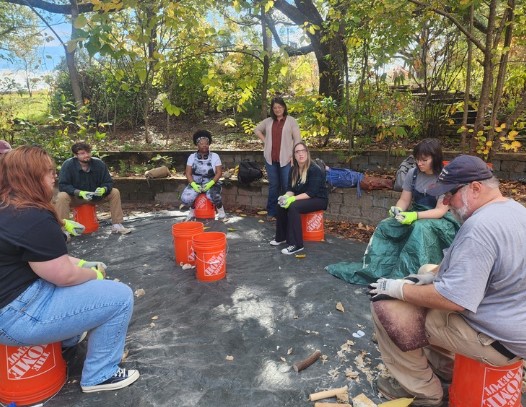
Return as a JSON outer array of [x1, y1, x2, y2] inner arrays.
[[427, 182, 462, 197]]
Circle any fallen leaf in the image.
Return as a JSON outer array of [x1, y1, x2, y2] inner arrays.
[[240, 214, 247, 217], [258, 219, 264, 223], [280, 357, 286, 362], [257, 210, 267, 215], [225, 355, 234, 361], [227, 227, 237, 231], [134, 288, 145, 298], [336, 302, 345, 312], [204, 226, 210, 230], [295, 254, 306, 258], [378, 398, 415, 406], [182, 263, 195, 270], [287, 347, 293, 355], [151, 315, 159, 320]]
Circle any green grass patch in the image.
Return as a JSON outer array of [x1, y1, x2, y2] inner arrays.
[[0, 91, 50, 124]]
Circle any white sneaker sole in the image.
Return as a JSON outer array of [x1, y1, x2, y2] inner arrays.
[[81, 370, 140, 393], [281, 247, 304, 255], [269, 240, 286, 246]]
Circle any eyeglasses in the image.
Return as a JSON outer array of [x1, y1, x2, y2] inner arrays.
[[294, 149, 307, 154], [445, 183, 468, 199]]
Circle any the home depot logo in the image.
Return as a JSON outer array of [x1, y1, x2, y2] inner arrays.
[[205, 251, 225, 276], [195, 195, 207, 209], [306, 213, 323, 232], [483, 364, 523, 406], [6, 345, 55, 379]]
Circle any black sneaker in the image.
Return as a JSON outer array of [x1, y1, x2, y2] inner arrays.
[[281, 245, 304, 255], [81, 367, 140, 393]]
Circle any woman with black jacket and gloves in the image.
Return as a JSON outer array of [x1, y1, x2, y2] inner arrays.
[[269, 141, 328, 255]]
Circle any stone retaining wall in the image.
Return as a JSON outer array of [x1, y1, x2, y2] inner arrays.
[[115, 176, 396, 226], [109, 149, 526, 226]]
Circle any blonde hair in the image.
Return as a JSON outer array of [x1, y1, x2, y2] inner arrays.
[[291, 141, 311, 187]]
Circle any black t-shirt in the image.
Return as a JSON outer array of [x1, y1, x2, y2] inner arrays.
[[0, 206, 67, 308]]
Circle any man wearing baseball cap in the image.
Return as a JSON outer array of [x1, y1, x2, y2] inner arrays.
[[368, 155, 526, 405]]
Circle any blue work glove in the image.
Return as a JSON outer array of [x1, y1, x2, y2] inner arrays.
[[190, 182, 202, 193], [282, 196, 296, 209], [396, 211, 418, 225], [78, 190, 94, 201], [203, 180, 215, 192], [388, 206, 402, 217], [93, 187, 107, 197], [63, 219, 85, 236], [368, 278, 414, 301]]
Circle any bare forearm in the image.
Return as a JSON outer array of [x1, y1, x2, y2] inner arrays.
[[402, 284, 464, 312]]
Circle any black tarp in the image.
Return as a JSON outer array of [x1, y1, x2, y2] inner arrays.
[[7, 210, 524, 407]]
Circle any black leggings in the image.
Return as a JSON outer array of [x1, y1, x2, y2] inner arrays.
[[275, 197, 328, 247]]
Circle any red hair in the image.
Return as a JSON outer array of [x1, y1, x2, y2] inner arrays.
[[0, 146, 60, 222]]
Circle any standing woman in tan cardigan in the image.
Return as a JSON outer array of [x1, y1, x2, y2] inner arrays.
[[254, 97, 302, 220]]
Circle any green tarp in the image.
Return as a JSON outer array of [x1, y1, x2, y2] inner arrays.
[[326, 209, 460, 285]]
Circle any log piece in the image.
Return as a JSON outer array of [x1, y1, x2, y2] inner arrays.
[[314, 403, 352, 407], [293, 349, 322, 373], [309, 386, 348, 401]]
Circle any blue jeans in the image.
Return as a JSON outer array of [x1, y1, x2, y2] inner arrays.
[[265, 162, 291, 217], [0, 279, 134, 386]]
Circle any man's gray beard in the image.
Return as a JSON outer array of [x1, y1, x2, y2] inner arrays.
[[450, 188, 470, 223]]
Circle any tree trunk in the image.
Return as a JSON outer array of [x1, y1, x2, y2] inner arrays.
[[471, 0, 497, 154], [260, 6, 271, 120], [487, 0, 515, 160], [461, 2, 474, 153], [68, 1, 83, 111]]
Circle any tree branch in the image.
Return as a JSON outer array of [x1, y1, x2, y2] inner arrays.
[[2, 0, 93, 14], [407, 0, 486, 52]]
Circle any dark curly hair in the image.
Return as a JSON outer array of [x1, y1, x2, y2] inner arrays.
[[192, 130, 213, 145]]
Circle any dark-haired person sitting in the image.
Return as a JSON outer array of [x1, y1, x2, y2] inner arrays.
[[181, 130, 226, 221], [270, 141, 328, 255], [327, 138, 460, 284], [55, 142, 131, 236]]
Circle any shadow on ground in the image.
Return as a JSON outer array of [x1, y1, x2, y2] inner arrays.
[[39, 210, 525, 407]]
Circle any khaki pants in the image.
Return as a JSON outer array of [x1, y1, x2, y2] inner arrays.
[[372, 302, 520, 400], [54, 189, 124, 224]]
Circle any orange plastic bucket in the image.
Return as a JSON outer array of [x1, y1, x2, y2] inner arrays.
[[449, 354, 523, 407], [192, 232, 227, 282], [301, 211, 325, 241], [0, 343, 67, 406], [73, 204, 99, 234], [172, 221, 204, 265], [194, 193, 215, 219]]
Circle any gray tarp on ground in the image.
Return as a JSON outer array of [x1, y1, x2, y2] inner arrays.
[[326, 211, 460, 285], [26, 210, 388, 407]]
